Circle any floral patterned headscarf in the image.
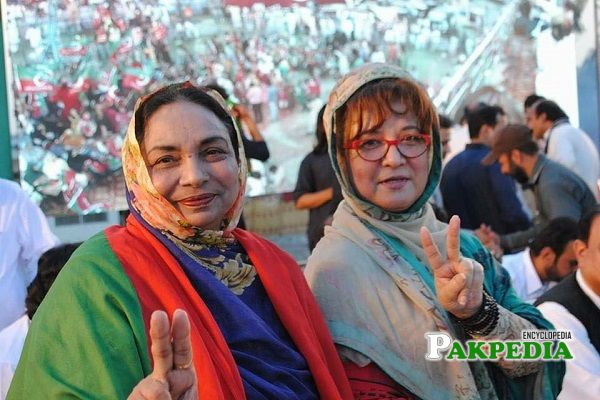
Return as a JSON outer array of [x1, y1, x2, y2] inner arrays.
[[122, 82, 248, 246]]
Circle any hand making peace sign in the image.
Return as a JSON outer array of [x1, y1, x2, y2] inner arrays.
[[128, 310, 197, 400], [420, 216, 485, 319]]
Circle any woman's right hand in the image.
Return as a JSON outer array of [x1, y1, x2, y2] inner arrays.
[[128, 310, 197, 400], [421, 216, 485, 319]]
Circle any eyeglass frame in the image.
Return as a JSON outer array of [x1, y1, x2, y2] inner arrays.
[[343, 133, 432, 162]]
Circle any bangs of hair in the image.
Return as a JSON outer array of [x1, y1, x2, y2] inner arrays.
[[337, 78, 437, 146]]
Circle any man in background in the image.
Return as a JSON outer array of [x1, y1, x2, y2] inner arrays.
[[502, 217, 579, 303], [438, 114, 454, 160], [536, 207, 600, 399], [0, 179, 59, 332], [480, 124, 596, 253], [0, 243, 80, 399], [523, 93, 544, 126], [528, 99, 599, 197], [429, 114, 454, 221], [441, 105, 531, 234]]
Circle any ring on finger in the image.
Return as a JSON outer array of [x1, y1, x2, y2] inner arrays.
[[175, 360, 193, 370]]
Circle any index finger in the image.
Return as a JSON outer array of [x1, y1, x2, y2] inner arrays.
[[447, 215, 461, 263], [150, 310, 173, 383]]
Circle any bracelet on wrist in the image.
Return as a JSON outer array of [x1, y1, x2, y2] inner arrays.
[[452, 291, 499, 337]]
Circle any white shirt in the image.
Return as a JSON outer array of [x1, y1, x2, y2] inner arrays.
[[501, 249, 554, 303], [246, 85, 263, 105], [544, 122, 600, 198], [537, 270, 600, 400], [0, 179, 58, 331], [0, 315, 29, 399], [24, 26, 41, 48]]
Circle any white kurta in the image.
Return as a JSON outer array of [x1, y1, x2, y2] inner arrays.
[[0, 315, 29, 399], [537, 271, 600, 400], [544, 122, 600, 198], [0, 179, 58, 331], [501, 248, 555, 304]]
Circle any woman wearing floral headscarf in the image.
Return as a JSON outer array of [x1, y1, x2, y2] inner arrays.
[[7, 83, 352, 400], [304, 64, 564, 399]]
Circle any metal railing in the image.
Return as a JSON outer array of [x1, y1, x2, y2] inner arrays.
[[433, 2, 518, 118]]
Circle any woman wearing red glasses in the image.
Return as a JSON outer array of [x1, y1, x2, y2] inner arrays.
[[304, 63, 564, 400]]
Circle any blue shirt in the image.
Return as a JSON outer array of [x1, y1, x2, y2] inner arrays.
[[440, 144, 531, 234]]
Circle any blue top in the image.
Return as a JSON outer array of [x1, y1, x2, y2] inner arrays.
[[132, 210, 318, 400], [440, 143, 531, 234]]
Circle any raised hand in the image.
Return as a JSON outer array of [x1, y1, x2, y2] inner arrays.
[[420, 216, 484, 319], [128, 310, 197, 400], [475, 224, 503, 259], [231, 104, 251, 121]]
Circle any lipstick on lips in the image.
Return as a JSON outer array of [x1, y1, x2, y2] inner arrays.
[[179, 193, 216, 208], [379, 176, 410, 189]]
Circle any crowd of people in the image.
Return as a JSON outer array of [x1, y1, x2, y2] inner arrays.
[[431, 91, 600, 399], [1, 61, 599, 399], [5, 0, 503, 215]]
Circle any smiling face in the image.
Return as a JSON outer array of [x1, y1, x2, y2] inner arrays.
[[346, 101, 430, 212], [141, 101, 240, 230], [528, 109, 549, 140]]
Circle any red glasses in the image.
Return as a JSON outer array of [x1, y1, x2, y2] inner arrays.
[[344, 133, 431, 162]]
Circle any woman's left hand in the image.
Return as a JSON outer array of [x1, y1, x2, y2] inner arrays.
[[420, 216, 484, 319]]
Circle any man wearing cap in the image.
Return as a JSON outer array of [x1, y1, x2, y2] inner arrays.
[[480, 124, 597, 253], [528, 100, 599, 198]]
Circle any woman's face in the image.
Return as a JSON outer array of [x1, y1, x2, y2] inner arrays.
[[346, 102, 430, 212], [142, 101, 240, 230]]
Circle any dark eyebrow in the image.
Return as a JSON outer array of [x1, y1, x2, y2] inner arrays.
[[146, 136, 229, 155]]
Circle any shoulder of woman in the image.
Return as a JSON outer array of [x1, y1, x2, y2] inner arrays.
[[14, 231, 150, 399], [53, 230, 142, 304], [305, 230, 374, 281]]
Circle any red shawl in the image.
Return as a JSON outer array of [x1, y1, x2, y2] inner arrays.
[[105, 215, 352, 399]]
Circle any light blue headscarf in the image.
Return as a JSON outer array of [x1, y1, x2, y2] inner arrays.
[[307, 63, 564, 399]]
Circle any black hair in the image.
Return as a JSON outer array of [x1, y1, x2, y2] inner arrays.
[[515, 139, 539, 155], [578, 205, 600, 243], [533, 100, 568, 122], [460, 101, 487, 125], [467, 105, 505, 139], [313, 105, 328, 155], [530, 218, 579, 257], [524, 94, 545, 109], [134, 82, 239, 158], [438, 114, 454, 129], [26, 243, 81, 319]]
